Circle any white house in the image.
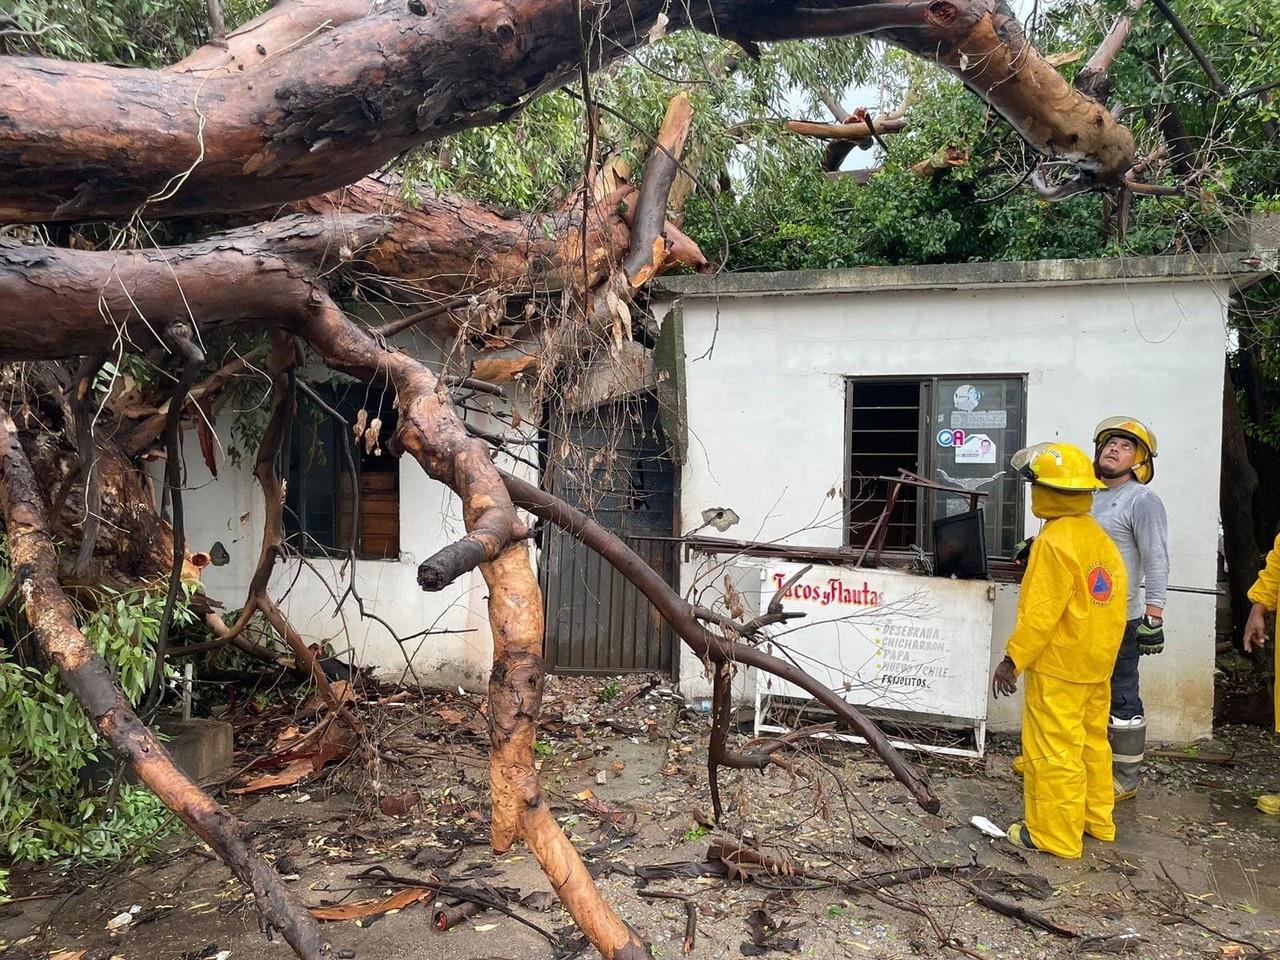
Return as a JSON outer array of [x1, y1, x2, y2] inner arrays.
[[653, 253, 1266, 744], [181, 252, 1269, 746]]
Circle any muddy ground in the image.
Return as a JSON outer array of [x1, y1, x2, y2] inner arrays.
[[2, 674, 1278, 960]]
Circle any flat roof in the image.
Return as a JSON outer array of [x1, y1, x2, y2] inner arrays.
[[654, 251, 1274, 299]]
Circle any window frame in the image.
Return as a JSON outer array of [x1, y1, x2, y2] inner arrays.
[[843, 373, 1027, 557], [283, 385, 401, 562]]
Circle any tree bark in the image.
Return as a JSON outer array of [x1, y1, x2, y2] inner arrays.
[[0, 0, 1135, 224], [0, 175, 702, 362], [0, 407, 331, 960]]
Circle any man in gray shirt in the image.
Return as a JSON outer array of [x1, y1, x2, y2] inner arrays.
[[1091, 417, 1169, 802]]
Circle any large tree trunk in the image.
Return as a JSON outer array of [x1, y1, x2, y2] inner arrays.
[[0, 0, 1135, 223]]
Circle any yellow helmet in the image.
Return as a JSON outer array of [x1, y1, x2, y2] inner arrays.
[[1010, 442, 1106, 492], [1093, 416, 1157, 484]]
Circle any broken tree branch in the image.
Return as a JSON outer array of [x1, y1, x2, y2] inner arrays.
[[66, 354, 109, 577], [0, 405, 331, 960], [247, 334, 363, 734], [499, 471, 941, 814], [1074, 0, 1144, 103], [786, 117, 909, 142], [0, 0, 1136, 224], [124, 347, 265, 456], [623, 92, 694, 286], [1149, 0, 1228, 95]]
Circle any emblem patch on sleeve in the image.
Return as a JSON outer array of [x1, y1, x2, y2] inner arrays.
[[1087, 565, 1114, 604]]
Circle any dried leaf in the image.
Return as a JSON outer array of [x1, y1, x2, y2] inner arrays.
[[379, 791, 421, 817], [309, 886, 432, 922], [227, 757, 315, 795], [605, 288, 631, 352], [435, 707, 467, 725], [353, 408, 368, 442], [365, 417, 382, 454], [189, 397, 218, 477]]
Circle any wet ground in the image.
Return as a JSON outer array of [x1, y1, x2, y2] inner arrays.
[[2, 676, 1278, 960]]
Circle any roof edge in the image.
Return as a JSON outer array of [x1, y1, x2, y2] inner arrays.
[[654, 251, 1276, 299]]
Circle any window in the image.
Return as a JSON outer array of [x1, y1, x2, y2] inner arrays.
[[284, 384, 400, 560], [846, 376, 1025, 557]]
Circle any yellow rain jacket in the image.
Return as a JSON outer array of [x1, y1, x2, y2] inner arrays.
[[1246, 531, 1280, 734], [1007, 486, 1128, 682], [1005, 485, 1128, 858]]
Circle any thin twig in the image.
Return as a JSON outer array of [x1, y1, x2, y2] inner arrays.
[[142, 323, 205, 716]]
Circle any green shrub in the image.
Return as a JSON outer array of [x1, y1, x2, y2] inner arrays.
[[0, 565, 194, 897]]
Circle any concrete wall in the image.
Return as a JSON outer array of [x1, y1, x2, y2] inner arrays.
[[182, 344, 536, 693], [660, 270, 1231, 743]]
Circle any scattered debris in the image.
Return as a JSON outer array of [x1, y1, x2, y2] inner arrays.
[[4, 680, 1280, 960], [379, 791, 422, 816], [742, 906, 802, 955], [308, 886, 434, 922], [970, 814, 1008, 838]]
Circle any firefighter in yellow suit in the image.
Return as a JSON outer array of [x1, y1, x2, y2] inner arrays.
[[1242, 533, 1280, 815], [992, 442, 1128, 858]]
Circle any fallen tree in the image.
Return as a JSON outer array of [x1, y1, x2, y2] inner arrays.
[[0, 1, 1147, 957], [0, 0, 1136, 224]]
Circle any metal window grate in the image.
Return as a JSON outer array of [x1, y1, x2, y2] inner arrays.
[[846, 376, 1026, 557]]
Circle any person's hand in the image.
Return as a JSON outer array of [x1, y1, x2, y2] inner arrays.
[[1244, 602, 1270, 654], [1012, 537, 1034, 566], [992, 656, 1018, 698], [1136, 615, 1164, 655]]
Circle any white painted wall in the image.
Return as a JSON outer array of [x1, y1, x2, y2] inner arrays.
[[181, 347, 537, 693], [662, 275, 1229, 743]]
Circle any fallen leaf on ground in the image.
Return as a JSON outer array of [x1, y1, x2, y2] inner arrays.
[[309, 886, 433, 921], [230, 720, 356, 794], [380, 791, 422, 816], [435, 707, 467, 725], [228, 757, 315, 795]]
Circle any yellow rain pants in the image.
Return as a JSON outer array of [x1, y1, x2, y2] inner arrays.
[[1022, 670, 1115, 858], [1002, 485, 1127, 856]]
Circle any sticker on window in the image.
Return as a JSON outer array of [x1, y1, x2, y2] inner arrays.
[[952, 384, 983, 412], [951, 409, 1008, 430], [955, 433, 997, 464]]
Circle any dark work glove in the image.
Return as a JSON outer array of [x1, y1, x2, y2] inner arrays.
[[1137, 615, 1164, 655], [1012, 537, 1035, 565], [992, 656, 1018, 698]]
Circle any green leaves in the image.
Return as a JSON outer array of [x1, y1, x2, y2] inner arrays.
[[0, 567, 189, 896]]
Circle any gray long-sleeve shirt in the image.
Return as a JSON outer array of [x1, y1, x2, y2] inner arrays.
[[1092, 480, 1169, 619]]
